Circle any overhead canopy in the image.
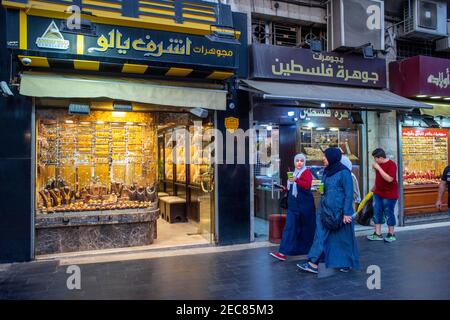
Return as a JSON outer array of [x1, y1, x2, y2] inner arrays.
[[20, 72, 227, 110], [419, 102, 450, 117], [241, 80, 432, 111]]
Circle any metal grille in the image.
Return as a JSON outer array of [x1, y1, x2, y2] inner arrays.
[[272, 22, 298, 47], [396, 38, 434, 60], [252, 19, 269, 44]]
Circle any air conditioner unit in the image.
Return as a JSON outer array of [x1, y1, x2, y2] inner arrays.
[[401, 0, 447, 40], [436, 20, 450, 51], [327, 0, 384, 52]]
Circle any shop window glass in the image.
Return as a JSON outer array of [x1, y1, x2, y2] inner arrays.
[[402, 127, 448, 185]]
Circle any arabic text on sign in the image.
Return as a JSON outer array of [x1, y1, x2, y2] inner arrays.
[[312, 53, 344, 64], [193, 46, 233, 58], [402, 129, 448, 138], [271, 59, 380, 84], [299, 109, 349, 120], [427, 68, 450, 89], [87, 28, 234, 59], [88, 29, 193, 57]]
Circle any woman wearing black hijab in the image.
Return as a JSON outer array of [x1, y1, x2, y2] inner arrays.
[[297, 147, 360, 274]]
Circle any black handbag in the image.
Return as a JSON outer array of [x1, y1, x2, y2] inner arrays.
[[279, 194, 288, 210], [356, 198, 374, 226], [319, 198, 343, 231]]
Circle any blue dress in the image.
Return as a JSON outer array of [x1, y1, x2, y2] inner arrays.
[[279, 173, 316, 256], [307, 169, 360, 269]]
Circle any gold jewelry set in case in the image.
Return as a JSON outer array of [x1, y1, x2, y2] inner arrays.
[[36, 111, 156, 215], [402, 135, 448, 185], [162, 125, 213, 185], [300, 128, 359, 161]]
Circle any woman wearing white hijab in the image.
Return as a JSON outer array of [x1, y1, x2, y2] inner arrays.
[[270, 153, 317, 261]]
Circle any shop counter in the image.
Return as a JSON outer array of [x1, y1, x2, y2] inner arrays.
[[403, 184, 448, 216], [35, 205, 160, 255]]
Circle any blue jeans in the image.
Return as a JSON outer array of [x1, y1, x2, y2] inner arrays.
[[373, 194, 397, 226]]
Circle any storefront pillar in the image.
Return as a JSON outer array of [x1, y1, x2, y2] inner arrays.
[[216, 90, 251, 245], [0, 94, 34, 263], [397, 113, 405, 226]]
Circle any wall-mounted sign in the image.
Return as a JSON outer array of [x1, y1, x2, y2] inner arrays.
[[390, 55, 450, 98], [225, 117, 239, 133], [251, 44, 386, 88], [8, 16, 239, 70], [402, 128, 448, 138], [328, 0, 384, 51]]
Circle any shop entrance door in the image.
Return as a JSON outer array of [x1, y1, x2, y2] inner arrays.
[[253, 124, 281, 241], [195, 164, 215, 243]]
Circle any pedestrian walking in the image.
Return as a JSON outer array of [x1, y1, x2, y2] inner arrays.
[[270, 153, 317, 261], [435, 164, 450, 219], [367, 148, 399, 243], [297, 147, 360, 274]]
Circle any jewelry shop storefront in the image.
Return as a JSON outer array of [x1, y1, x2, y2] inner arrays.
[[390, 55, 450, 220], [240, 44, 428, 239], [0, 0, 248, 261]]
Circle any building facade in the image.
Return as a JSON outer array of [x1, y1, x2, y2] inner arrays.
[[0, 0, 249, 263]]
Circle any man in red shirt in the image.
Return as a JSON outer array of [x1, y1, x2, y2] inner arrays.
[[367, 148, 399, 243]]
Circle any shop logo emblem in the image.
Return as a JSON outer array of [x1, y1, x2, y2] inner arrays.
[[36, 21, 70, 50], [225, 117, 239, 133]]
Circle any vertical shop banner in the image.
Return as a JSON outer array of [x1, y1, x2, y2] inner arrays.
[[251, 44, 386, 88]]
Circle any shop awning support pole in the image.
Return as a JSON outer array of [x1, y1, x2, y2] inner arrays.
[[396, 112, 405, 227]]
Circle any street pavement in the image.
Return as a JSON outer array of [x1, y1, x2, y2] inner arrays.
[[1, 225, 450, 300]]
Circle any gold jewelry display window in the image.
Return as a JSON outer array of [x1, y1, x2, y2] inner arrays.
[[35, 109, 157, 215], [402, 128, 449, 186]]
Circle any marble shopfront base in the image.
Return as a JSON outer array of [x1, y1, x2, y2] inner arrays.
[[35, 208, 159, 255]]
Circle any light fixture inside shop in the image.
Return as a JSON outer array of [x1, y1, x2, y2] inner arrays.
[[112, 111, 126, 117], [113, 103, 133, 112], [288, 111, 295, 117], [416, 95, 428, 98], [68, 103, 90, 115], [320, 103, 326, 108], [444, 97, 450, 100], [65, 120, 74, 124], [190, 107, 209, 118], [96, 121, 104, 124], [316, 127, 325, 131], [266, 125, 273, 131], [330, 127, 339, 131], [430, 96, 442, 99], [307, 122, 314, 128]]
